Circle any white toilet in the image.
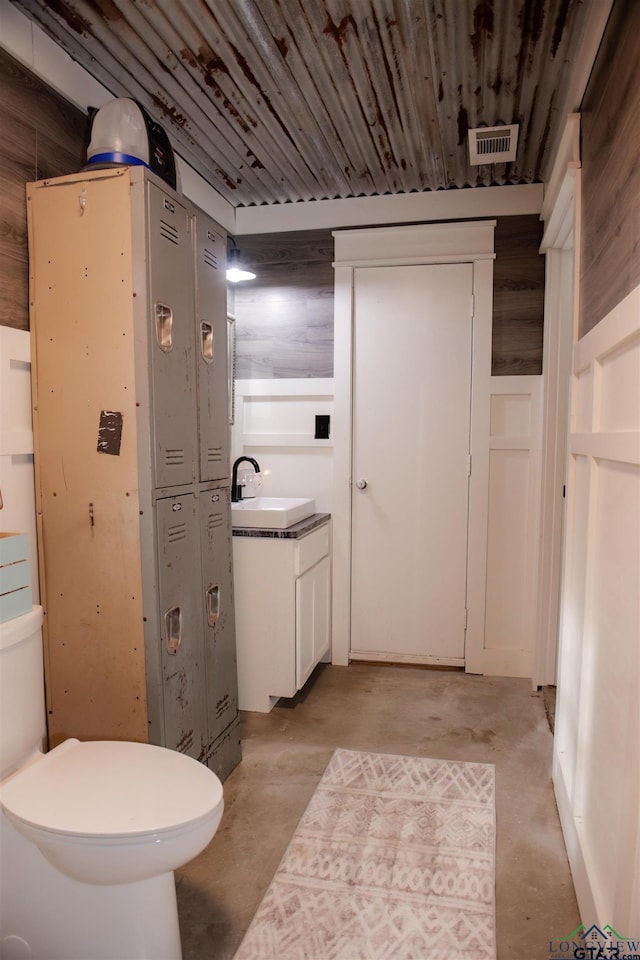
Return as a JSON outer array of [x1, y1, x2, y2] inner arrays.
[[0, 606, 225, 960]]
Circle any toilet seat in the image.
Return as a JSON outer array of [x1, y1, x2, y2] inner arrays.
[[0, 738, 223, 838]]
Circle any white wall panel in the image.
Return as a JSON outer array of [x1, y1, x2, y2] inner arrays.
[[554, 453, 590, 806], [599, 336, 640, 432], [575, 366, 594, 434], [579, 459, 639, 922], [554, 284, 640, 935], [482, 381, 542, 677], [0, 326, 39, 601], [231, 379, 334, 514], [485, 449, 531, 651]]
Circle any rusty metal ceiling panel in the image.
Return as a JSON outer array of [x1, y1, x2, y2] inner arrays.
[[11, 0, 597, 207]]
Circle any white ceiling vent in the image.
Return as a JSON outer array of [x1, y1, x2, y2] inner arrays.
[[468, 124, 519, 165]]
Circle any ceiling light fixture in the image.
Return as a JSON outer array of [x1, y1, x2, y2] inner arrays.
[[226, 245, 256, 283]]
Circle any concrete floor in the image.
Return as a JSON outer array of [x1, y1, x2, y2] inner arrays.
[[175, 663, 578, 960]]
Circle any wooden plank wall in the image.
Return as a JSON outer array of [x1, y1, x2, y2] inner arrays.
[[233, 216, 544, 379], [231, 230, 335, 378], [579, 0, 640, 338], [0, 49, 89, 332], [492, 215, 545, 375]]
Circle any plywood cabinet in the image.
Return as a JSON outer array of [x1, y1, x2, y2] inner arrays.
[[27, 166, 240, 780]]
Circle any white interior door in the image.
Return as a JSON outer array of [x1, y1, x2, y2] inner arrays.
[[350, 262, 474, 663]]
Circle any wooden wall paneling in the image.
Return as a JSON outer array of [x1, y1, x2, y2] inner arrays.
[[0, 49, 89, 331], [235, 298, 333, 379], [1, 50, 89, 178], [0, 181, 31, 330], [236, 219, 544, 379], [233, 230, 334, 379], [238, 230, 334, 266], [579, 0, 640, 337], [492, 215, 545, 375]]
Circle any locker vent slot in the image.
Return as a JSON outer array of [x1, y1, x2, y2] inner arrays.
[[216, 693, 231, 719], [176, 728, 194, 753], [164, 448, 185, 466], [207, 446, 223, 463], [160, 219, 179, 245], [167, 522, 187, 543], [203, 247, 218, 270], [207, 514, 224, 532]]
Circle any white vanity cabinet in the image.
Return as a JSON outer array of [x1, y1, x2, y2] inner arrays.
[[233, 520, 331, 712]]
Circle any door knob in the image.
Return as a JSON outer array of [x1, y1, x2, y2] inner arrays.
[[356, 479, 368, 490]]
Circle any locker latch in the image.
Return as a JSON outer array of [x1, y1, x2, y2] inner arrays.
[[206, 585, 220, 626], [164, 605, 182, 655], [201, 321, 214, 363], [155, 303, 173, 352]]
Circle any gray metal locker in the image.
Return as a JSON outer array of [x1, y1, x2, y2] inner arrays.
[[199, 485, 238, 743], [27, 166, 241, 781], [193, 215, 229, 482], [156, 493, 208, 760], [147, 182, 198, 489]]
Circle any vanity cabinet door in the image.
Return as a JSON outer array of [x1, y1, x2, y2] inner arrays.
[[295, 554, 330, 690]]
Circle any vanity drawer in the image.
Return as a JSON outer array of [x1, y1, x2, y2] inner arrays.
[[294, 524, 329, 576]]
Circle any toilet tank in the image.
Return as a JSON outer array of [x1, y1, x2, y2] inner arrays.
[[0, 606, 46, 779]]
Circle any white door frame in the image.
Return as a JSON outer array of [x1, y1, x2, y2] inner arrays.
[[331, 221, 496, 670], [532, 114, 581, 687]]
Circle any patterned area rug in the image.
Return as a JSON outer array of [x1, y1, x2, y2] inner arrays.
[[234, 748, 496, 959]]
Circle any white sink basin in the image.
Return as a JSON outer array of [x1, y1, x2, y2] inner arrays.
[[231, 497, 316, 530]]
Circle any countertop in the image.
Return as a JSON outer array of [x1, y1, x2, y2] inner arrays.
[[232, 512, 331, 540]]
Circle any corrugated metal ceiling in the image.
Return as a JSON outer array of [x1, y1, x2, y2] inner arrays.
[[12, 0, 599, 207]]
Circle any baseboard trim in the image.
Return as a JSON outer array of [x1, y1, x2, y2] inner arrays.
[[349, 650, 464, 668]]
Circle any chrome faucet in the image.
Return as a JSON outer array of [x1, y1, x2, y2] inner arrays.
[[231, 456, 261, 502]]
